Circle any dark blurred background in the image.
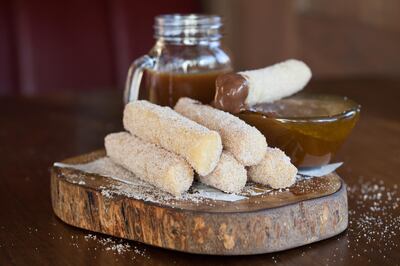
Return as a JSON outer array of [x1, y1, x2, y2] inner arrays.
[[1, 0, 399, 95]]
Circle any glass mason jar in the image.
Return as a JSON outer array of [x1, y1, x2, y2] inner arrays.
[[124, 14, 232, 107]]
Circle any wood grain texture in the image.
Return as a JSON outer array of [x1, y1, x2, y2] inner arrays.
[[51, 150, 348, 255]]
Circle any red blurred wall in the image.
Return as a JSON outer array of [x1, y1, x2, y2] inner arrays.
[[0, 0, 200, 95]]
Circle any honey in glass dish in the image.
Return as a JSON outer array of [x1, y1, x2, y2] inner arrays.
[[237, 94, 361, 167]]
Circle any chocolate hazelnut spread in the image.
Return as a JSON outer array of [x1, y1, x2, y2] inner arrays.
[[213, 73, 249, 113], [213, 60, 312, 113]]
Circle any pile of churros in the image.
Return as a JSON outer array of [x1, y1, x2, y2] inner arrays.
[[105, 97, 297, 196]]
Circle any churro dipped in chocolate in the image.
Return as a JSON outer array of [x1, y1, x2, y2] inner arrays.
[[199, 151, 247, 193], [175, 97, 266, 166], [248, 147, 297, 189], [123, 100, 222, 176], [214, 59, 312, 113], [105, 132, 194, 196]]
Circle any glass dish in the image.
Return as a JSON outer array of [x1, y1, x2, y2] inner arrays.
[[238, 93, 361, 167]]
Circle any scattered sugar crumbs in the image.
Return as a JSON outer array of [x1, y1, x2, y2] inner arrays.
[[347, 178, 399, 252], [24, 226, 148, 260], [83, 234, 148, 258], [296, 177, 400, 265], [61, 157, 275, 205], [58, 157, 341, 206]]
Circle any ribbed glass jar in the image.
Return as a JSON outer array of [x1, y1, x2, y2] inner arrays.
[[124, 14, 232, 107]]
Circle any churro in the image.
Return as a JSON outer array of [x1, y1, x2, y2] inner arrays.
[[105, 132, 194, 196], [214, 59, 312, 113], [174, 97, 266, 166], [248, 147, 297, 189], [199, 151, 247, 193], [123, 100, 222, 176]]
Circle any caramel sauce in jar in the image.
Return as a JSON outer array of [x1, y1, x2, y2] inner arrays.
[[238, 94, 360, 167], [125, 15, 232, 107], [139, 69, 231, 107]]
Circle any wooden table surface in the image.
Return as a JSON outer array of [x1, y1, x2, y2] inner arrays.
[[1, 79, 399, 265]]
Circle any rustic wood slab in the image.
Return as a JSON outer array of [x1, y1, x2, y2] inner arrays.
[[51, 150, 348, 255]]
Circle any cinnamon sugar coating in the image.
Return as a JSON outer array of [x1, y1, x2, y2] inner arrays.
[[123, 101, 222, 176], [105, 132, 194, 196], [174, 97, 266, 166], [199, 151, 247, 193], [248, 147, 297, 189]]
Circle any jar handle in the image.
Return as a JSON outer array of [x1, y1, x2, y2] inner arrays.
[[124, 55, 155, 104]]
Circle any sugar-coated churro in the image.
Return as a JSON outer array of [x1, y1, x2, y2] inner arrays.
[[214, 59, 312, 113], [199, 151, 247, 193], [248, 147, 297, 189], [105, 132, 194, 196], [123, 100, 222, 176], [174, 97, 266, 166]]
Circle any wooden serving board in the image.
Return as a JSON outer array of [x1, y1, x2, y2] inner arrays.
[[51, 150, 348, 255]]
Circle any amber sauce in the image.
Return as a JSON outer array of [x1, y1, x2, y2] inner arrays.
[[138, 69, 231, 107], [238, 94, 360, 167]]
